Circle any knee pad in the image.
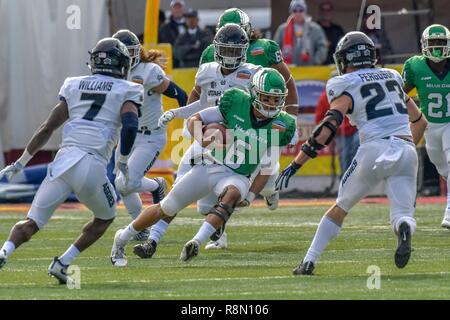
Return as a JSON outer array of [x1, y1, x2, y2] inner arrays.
[[160, 198, 180, 217], [209, 202, 234, 223]]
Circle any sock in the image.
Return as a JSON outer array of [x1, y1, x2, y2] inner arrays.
[[304, 216, 341, 263], [193, 222, 217, 245], [119, 224, 139, 244], [122, 193, 142, 219], [149, 220, 169, 243], [1, 241, 16, 257], [58, 244, 80, 266], [139, 177, 159, 192]]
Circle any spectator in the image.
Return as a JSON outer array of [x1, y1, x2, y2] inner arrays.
[[315, 87, 359, 176], [174, 9, 213, 68], [159, 10, 166, 32], [317, 1, 345, 65], [158, 0, 187, 68], [274, 0, 328, 66]]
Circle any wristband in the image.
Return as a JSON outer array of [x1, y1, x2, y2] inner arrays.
[[118, 154, 129, 163], [17, 149, 33, 166], [245, 191, 256, 204], [411, 112, 423, 124], [291, 161, 302, 170]]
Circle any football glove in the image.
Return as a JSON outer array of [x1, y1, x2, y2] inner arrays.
[[275, 162, 302, 191], [117, 161, 130, 186], [158, 110, 175, 129], [0, 162, 24, 181]]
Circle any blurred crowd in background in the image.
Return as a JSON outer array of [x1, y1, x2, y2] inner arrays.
[[157, 0, 396, 68]]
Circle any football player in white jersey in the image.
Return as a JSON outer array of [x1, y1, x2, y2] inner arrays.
[[112, 30, 188, 241], [131, 23, 262, 258], [0, 38, 143, 284], [276, 32, 427, 275]]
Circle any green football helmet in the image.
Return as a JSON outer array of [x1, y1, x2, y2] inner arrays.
[[421, 24, 450, 63], [250, 68, 288, 118], [217, 8, 252, 39]]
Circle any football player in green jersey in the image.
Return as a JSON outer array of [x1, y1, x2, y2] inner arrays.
[[200, 8, 299, 232], [200, 8, 299, 115], [110, 68, 296, 265], [402, 24, 450, 228]]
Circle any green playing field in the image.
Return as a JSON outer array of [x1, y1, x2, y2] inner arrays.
[[0, 202, 449, 299]]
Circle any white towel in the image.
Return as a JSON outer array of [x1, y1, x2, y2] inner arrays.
[[47, 147, 88, 181], [373, 137, 405, 171]]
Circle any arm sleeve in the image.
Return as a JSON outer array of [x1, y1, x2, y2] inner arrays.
[[162, 81, 188, 107], [198, 106, 225, 124], [172, 100, 205, 119], [120, 112, 139, 156]]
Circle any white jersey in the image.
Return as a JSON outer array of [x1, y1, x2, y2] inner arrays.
[[196, 61, 262, 107], [326, 68, 411, 144], [58, 74, 143, 161], [129, 62, 166, 130]]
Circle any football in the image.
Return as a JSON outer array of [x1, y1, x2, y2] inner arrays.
[[202, 123, 231, 147]]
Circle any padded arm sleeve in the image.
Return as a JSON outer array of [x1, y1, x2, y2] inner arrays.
[[120, 112, 139, 157], [163, 81, 188, 107]]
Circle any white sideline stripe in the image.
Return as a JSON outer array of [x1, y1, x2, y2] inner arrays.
[[2, 271, 450, 288]]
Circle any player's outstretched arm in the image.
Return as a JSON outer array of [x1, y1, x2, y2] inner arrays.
[[276, 95, 350, 190], [406, 97, 427, 145], [27, 100, 69, 156], [0, 101, 69, 181], [154, 79, 188, 107]]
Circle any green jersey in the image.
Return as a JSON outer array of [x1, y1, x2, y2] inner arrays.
[[403, 55, 450, 123], [210, 88, 296, 176], [200, 38, 283, 67]]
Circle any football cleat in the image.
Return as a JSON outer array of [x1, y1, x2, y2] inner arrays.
[[180, 239, 200, 262], [209, 223, 226, 241], [205, 232, 228, 250], [292, 260, 315, 276], [111, 229, 128, 267], [131, 228, 150, 241], [133, 239, 158, 259], [48, 257, 72, 285], [441, 212, 450, 229], [264, 191, 279, 211], [0, 249, 7, 270], [395, 222, 412, 268], [151, 177, 167, 204]]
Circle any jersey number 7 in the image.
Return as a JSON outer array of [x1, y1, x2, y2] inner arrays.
[[81, 92, 107, 121]]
